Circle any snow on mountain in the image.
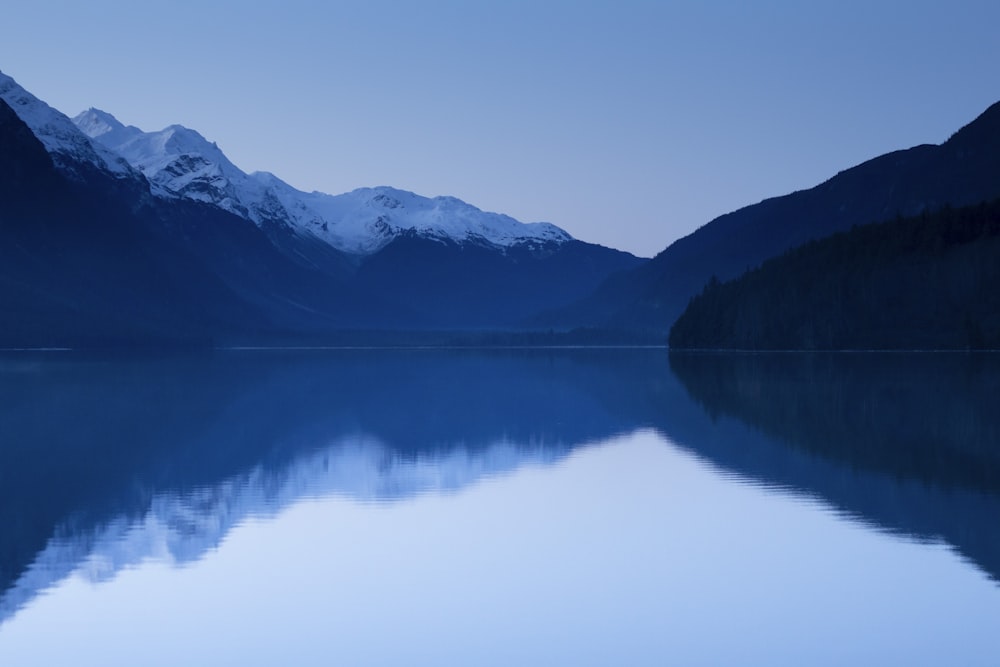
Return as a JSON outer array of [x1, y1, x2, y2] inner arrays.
[[0, 71, 136, 180], [289, 184, 572, 255], [73, 108, 572, 255]]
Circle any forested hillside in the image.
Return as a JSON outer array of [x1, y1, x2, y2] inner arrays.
[[669, 199, 1000, 350], [547, 99, 1000, 336]]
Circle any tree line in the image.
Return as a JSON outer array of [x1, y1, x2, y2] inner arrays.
[[669, 199, 1000, 349]]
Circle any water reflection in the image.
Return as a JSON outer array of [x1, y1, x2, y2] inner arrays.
[[0, 349, 659, 622], [1, 436, 563, 623], [668, 351, 1000, 581], [2, 348, 1000, 637]]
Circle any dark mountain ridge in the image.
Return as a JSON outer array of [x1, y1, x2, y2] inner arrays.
[[357, 232, 643, 328], [0, 89, 643, 347], [669, 198, 1000, 350], [548, 99, 1000, 335]]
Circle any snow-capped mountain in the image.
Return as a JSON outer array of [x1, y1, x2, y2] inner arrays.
[[1, 70, 646, 341], [0, 72, 137, 182], [73, 108, 571, 255]]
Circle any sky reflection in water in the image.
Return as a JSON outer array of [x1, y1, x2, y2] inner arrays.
[[0, 349, 999, 665]]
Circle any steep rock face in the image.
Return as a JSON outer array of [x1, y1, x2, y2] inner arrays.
[[0, 97, 60, 202], [0, 72, 137, 183], [552, 100, 1000, 334]]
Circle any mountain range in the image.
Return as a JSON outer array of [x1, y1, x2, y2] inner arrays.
[[72, 107, 572, 256], [2, 67, 1000, 347], [0, 70, 643, 347], [543, 99, 1000, 335]]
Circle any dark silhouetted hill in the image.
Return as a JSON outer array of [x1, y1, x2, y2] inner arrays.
[[669, 199, 1000, 349], [548, 100, 1000, 336]]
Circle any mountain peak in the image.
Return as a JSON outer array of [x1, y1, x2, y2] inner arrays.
[[0, 72, 135, 179], [80, 117, 574, 255], [72, 108, 125, 138], [158, 124, 221, 155], [944, 98, 1000, 150]]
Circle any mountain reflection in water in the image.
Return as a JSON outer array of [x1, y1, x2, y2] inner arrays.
[[1, 348, 999, 631], [0, 348, 662, 622], [667, 351, 1000, 581]]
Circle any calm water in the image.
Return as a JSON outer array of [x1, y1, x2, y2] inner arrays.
[[1, 348, 999, 665]]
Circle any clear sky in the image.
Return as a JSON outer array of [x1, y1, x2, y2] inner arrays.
[[2, 0, 999, 257]]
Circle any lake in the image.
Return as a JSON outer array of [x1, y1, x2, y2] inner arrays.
[[0, 348, 998, 665]]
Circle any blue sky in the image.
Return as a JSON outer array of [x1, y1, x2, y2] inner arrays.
[[2, 0, 999, 256]]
